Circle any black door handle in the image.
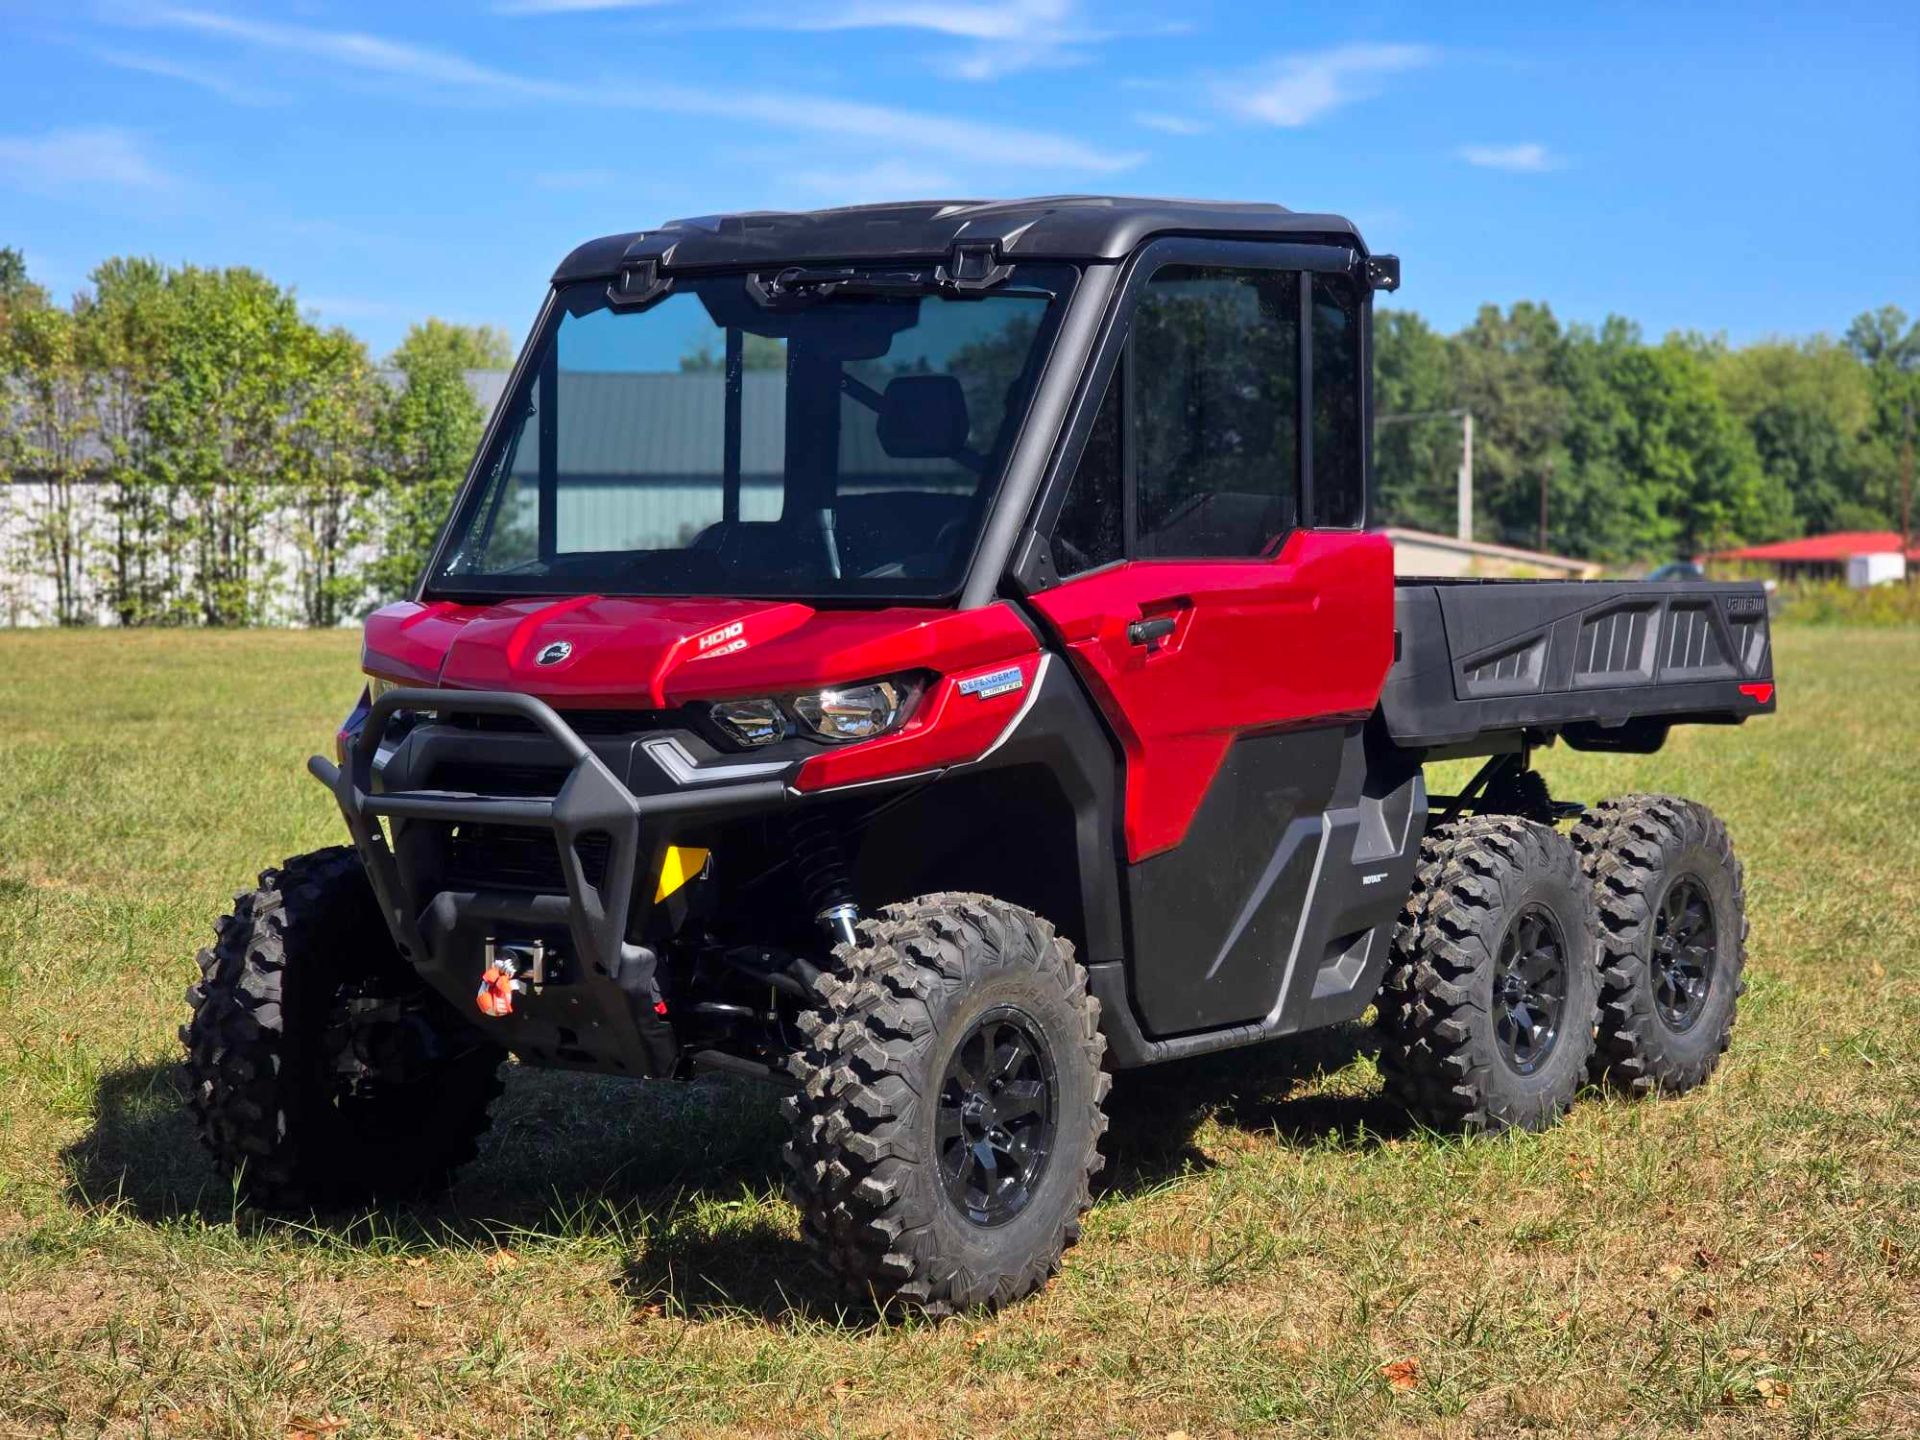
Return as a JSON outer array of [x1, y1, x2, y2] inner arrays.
[[1127, 616, 1178, 647]]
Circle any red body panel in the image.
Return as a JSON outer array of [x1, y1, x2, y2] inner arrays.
[[1027, 530, 1396, 861], [364, 596, 1036, 710], [362, 595, 1039, 781]]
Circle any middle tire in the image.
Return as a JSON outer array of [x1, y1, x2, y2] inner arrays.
[[782, 893, 1109, 1314], [1377, 815, 1599, 1133]]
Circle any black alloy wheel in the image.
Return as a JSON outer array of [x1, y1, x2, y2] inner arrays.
[[938, 1005, 1058, 1226], [1651, 877, 1718, 1033], [1493, 904, 1570, 1076]]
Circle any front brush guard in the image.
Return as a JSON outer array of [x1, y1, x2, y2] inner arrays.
[[308, 687, 789, 1072]]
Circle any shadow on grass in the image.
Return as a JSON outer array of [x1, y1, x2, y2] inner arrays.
[[1099, 1020, 1408, 1195], [64, 1019, 1401, 1326]]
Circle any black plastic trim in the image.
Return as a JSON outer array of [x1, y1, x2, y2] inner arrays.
[[311, 687, 790, 1076]]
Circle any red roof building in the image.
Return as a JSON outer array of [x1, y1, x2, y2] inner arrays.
[[1709, 530, 1920, 581]]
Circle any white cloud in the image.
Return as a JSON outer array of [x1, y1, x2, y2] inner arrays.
[[0, 126, 175, 194], [133, 7, 1140, 173], [762, 1, 1158, 82], [790, 0, 1076, 42], [91, 47, 285, 105], [1216, 43, 1435, 127], [1133, 111, 1208, 136], [1457, 142, 1558, 173], [151, 9, 535, 92]]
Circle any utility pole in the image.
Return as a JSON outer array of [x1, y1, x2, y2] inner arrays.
[[1539, 458, 1552, 554], [1903, 397, 1913, 563], [1376, 407, 1475, 541], [1458, 411, 1474, 543]]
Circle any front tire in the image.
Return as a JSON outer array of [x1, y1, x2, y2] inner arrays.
[[182, 847, 504, 1208], [1377, 816, 1599, 1133], [1572, 795, 1747, 1094], [782, 894, 1109, 1314]]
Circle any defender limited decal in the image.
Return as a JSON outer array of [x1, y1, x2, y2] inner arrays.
[[957, 665, 1026, 700]]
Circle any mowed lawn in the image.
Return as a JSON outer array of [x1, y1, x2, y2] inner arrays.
[[0, 626, 1914, 1440]]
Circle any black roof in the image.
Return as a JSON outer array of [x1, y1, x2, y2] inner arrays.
[[552, 194, 1369, 282]]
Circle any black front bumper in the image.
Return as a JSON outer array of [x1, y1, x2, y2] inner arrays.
[[310, 688, 793, 1076]]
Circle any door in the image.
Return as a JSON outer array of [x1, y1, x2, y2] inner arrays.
[[1027, 248, 1394, 1034]]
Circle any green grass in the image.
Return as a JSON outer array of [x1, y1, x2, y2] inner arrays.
[[0, 627, 1915, 1438]]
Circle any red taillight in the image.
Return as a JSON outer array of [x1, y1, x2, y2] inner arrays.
[[1738, 682, 1775, 705]]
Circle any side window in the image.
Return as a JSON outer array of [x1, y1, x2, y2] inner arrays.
[[1050, 372, 1123, 576], [1131, 265, 1299, 558], [1311, 273, 1364, 528]]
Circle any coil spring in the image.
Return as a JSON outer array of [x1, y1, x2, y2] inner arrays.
[[788, 809, 853, 916]]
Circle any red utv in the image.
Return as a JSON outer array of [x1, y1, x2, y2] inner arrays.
[[183, 198, 1774, 1313]]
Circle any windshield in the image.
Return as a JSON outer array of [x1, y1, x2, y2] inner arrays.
[[429, 265, 1077, 601]]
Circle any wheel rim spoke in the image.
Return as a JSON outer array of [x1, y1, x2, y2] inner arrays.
[[1652, 877, 1718, 1032], [1493, 904, 1567, 1076], [938, 1005, 1058, 1227]]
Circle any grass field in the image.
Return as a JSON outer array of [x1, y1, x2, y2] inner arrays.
[[0, 627, 1914, 1439]]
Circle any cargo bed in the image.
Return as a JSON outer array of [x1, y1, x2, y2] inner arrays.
[[1380, 579, 1776, 751]]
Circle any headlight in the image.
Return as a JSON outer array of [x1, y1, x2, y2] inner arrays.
[[708, 678, 918, 749], [367, 675, 400, 703], [792, 680, 911, 742], [710, 696, 787, 747]]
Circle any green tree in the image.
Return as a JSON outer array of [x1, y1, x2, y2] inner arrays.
[[1371, 308, 1461, 534], [1845, 306, 1920, 541], [1451, 302, 1573, 550], [5, 303, 98, 624], [1597, 336, 1793, 558], [0, 245, 49, 336], [370, 319, 514, 602], [286, 325, 384, 626], [146, 265, 310, 625], [1712, 336, 1877, 534], [76, 257, 186, 624]]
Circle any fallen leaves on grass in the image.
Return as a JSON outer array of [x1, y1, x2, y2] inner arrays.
[[1378, 1357, 1421, 1392], [485, 1248, 520, 1274]]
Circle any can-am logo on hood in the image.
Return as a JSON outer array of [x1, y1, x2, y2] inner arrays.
[[534, 640, 573, 666]]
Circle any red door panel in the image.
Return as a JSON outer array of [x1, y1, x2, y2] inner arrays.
[[1028, 529, 1395, 861]]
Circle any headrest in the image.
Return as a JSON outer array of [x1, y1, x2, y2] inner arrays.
[[875, 374, 970, 460]]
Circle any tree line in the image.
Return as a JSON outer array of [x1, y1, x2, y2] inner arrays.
[[0, 248, 509, 626], [1375, 301, 1918, 561], [3, 246, 1916, 627]]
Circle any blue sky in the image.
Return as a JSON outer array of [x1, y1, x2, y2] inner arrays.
[[2, 1, 1915, 360]]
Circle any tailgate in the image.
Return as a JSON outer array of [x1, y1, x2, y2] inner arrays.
[[1381, 580, 1776, 748]]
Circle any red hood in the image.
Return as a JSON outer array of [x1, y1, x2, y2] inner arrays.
[[362, 595, 1036, 707]]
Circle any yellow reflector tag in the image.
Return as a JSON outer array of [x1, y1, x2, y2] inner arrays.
[[653, 845, 710, 903]]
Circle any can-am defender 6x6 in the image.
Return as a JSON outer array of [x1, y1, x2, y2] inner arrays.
[[184, 197, 1775, 1314]]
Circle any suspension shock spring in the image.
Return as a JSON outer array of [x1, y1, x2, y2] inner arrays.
[[788, 808, 860, 949]]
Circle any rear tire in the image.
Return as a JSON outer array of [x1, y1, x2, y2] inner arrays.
[[782, 893, 1108, 1314], [1377, 816, 1599, 1133], [1572, 795, 1746, 1094], [182, 847, 505, 1208]]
